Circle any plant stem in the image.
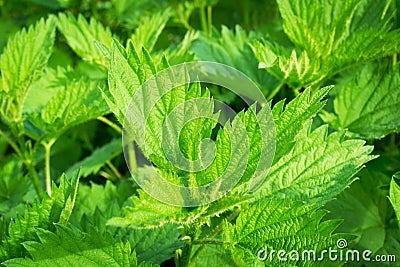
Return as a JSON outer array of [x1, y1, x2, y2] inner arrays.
[[179, 241, 193, 267], [192, 239, 225, 245], [97, 116, 122, 134], [199, 6, 208, 33], [42, 139, 56, 196], [207, 5, 212, 35], [126, 141, 137, 175], [268, 82, 284, 100], [293, 87, 300, 96], [242, 0, 250, 29], [106, 160, 122, 180], [0, 129, 23, 157], [25, 159, 45, 200], [1, 129, 45, 199]]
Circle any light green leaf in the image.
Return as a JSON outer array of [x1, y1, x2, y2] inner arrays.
[[0, 16, 56, 123], [326, 169, 400, 265], [224, 198, 345, 266], [389, 172, 400, 229], [255, 123, 376, 205], [65, 139, 122, 178], [107, 188, 183, 228], [4, 225, 139, 267], [23, 66, 79, 113], [191, 25, 281, 99], [321, 62, 400, 139], [57, 13, 113, 68], [108, 184, 250, 229], [162, 30, 198, 68], [129, 9, 171, 54], [70, 180, 135, 224], [0, 159, 32, 221], [106, 39, 160, 123], [70, 185, 182, 265], [28, 77, 109, 140], [110, 0, 165, 30], [0, 173, 80, 262], [254, 0, 400, 88], [252, 41, 322, 89], [126, 224, 183, 264], [190, 244, 248, 267], [272, 86, 330, 160]]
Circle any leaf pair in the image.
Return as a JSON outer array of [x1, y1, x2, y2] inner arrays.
[[253, 0, 400, 89]]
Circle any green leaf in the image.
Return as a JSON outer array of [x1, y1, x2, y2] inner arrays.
[[83, 203, 182, 265], [22, 66, 79, 114], [3, 225, 140, 267], [110, 0, 165, 30], [272, 86, 330, 160], [65, 139, 122, 179], [163, 31, 198, 65], [0, 159, 32, 221], [321, 62, 400, 139], [255, 123, 376, 205], [57, 13, 113, 68], [191, 25, 281, 99], [254, 0, 400, 88], [70, 180, 135, 224], [28, 77, 109, 140], [252, 41, 322, 89], [70, 185, 182, 265], [107, 188, 183, 228], [190, 244, 247, 267], [224, 198, 345, 266], [108, 185, 250, 229], [326, 169, 400, 265], [389, 172, 400, 229], [106, 39, 160, 123], [129, 9, 171, 55], [0, 16, 56, 123], [126, 224, 183, 264], [0, 173, 80, 262]]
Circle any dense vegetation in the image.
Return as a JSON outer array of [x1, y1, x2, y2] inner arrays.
[[0, 0, 399, 266]]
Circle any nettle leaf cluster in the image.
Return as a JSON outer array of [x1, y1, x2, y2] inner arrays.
[[0, 0, 399, 266]]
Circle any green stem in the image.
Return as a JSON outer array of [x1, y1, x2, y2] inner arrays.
[[126, 141, 137, 176], [106, 160, 123, 180], [192, 239, 225, 245], [99, 170, 114, 181], [0, 129, 23, 157], [97, 116, 122, 134], [42, 139, 56, 196], [0, 129, 45, 199], [179, 241, 193, 267], [242, 0, 250, 29], [207, 5, 212, 35], [25, 159, 45, 200], [293, 87, 300, 96], [199, 6, 208, 33], [267, 82, 284, 100]]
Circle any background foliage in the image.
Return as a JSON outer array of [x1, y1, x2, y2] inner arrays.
[[0, 0, 399, 266]]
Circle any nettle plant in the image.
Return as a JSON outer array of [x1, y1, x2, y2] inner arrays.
[[0, 0, 399, 266]]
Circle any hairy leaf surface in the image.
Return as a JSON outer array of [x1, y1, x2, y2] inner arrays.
[[321, 62, 400, 139], [57, 13, 112, 67], [0, 173, 79, 262], [0, 17, 56, 123]]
